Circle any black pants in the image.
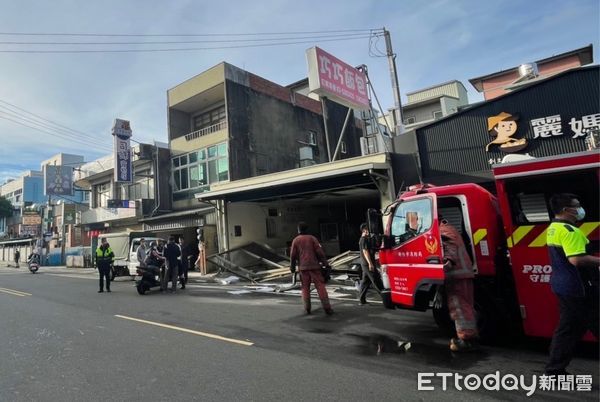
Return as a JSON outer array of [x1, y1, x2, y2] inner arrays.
[[179, 260, 188, 284], [358, 265, 383, 303], [98, 264, 111, 291], [546, 293, 598, 374]]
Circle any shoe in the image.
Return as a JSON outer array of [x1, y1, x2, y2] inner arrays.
[[304, 309, 311, 315], [107, 289, 111, 293], [450, 338, 479, 352], [180, 285, 185, 289], [358, 301, 368, 306], [325, 309, 335, 316], [98, 290, 104, 293]]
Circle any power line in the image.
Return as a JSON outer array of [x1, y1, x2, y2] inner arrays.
[[0, 35, 373, 54], [0, 33, 372, 46], [0, 114, 112, 152], [0, 101, 111, 149], [0, 104, 109, 149], [0, 29, 380, 37]]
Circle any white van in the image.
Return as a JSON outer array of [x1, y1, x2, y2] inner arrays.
[[98, 232, 165, 279]]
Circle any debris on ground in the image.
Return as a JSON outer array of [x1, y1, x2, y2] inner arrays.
[[217, 275, 241, 285], [208, 244, 363, 295], [208, 242, 290, 283]]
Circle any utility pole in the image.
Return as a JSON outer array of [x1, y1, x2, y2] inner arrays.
[[383, 27, 404, 136], [321, 97, 332, 161]]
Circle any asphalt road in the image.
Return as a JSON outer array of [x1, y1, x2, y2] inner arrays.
[[0, 266, 598, 402]]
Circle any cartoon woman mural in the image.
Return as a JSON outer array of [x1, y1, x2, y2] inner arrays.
[[486, 112, 528, 152]]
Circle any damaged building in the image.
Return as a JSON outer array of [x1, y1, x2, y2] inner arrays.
[[149, 61, 418, 273]]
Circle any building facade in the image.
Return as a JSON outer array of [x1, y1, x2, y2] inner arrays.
[[147, 62, 372, 256], [75, 143, 171, 240], [413, 66, 599, 186], [469, 44, 593, 100]]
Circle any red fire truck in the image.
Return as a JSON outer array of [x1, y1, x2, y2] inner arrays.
[[375, 150, 599, 340]]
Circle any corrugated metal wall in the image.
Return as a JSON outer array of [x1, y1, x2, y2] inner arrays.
[[416, 67, 599, 183], [407, 81, 462, 103]]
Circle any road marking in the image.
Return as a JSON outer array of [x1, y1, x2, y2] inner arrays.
[[114, 314, 254, 346], [0, 287, 32, 297]]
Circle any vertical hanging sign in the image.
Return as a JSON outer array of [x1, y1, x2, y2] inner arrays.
[[112, 119, 133, 183]]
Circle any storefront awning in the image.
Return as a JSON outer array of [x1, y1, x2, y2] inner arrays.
[[139, 206, 216, 231], [139, 206, 215, 222], [0, 237, 36, 246], [196, 153, 392, 203]]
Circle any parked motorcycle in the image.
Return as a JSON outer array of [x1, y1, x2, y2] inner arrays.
[[27, 254, 40, 274], [135, 265, 162, 295]]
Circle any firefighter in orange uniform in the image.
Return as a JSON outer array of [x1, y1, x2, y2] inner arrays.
[[440, 219, 479, 352]]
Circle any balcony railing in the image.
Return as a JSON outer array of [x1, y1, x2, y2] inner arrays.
[[184, 121, 227, 141]]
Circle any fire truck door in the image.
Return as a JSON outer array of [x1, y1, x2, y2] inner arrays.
[[386, 194, 445, 307]]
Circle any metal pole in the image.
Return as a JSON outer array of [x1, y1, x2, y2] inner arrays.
[[60, 207, 66, 265], [332, 107, 353, 161], [383, 28, 404, 136], [321, 97, 332, 162], [46, 194, 51, 265]]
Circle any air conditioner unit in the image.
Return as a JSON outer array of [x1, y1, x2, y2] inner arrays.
[[299, 146, 314, 161], [360, 137, 379, 156]]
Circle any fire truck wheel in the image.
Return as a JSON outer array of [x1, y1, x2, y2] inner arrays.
[[474, 296, 499, 343], [432, 304, 456, 337]]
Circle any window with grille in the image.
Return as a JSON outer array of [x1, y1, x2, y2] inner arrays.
[[193, 105, 226, 130]]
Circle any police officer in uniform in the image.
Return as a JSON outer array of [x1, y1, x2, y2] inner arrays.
[[545, 193, 599, 375], [96, 237, 115, 293]]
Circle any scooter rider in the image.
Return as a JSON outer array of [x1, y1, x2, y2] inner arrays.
[[145, 241, 166, 290]]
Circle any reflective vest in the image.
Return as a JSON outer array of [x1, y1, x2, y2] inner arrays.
[[96, 246, 114, 267]]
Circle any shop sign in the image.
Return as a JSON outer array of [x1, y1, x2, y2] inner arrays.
[[112, 118, 133, 183], [530, 112, 600, 139], [486, 111, 600, 164], [306, 47, 369, 110]]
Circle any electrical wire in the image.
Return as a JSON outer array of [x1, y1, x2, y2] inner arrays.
[[368, 34, 387, 58], [0, 114, 112, 152], [0, 35, 373, 53], [0, 29, 380, 37], [0, 104, 110, 150], [0, 33, 372, 46]]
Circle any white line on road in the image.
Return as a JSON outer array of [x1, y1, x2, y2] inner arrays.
[[114, 314, 254, 346], [0, 287, 32, 297]]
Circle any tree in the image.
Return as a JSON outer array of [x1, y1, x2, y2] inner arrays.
[[0, 196, 13, 219]]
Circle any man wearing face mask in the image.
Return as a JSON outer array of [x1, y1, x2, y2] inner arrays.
[[545, 193, 600, 376]]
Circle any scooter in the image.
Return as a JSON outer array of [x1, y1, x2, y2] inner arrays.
[[135, 265, 162, 295], [27, 254, 40, 274]]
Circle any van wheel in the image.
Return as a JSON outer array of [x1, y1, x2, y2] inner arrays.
[[110, 268, 116, 282], [136, 283, 146, 295], [381, 290, 396, 310]]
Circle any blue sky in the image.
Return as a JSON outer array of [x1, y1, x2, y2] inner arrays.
[[0, 0, 598, 183]]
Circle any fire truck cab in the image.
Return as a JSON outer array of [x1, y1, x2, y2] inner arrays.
[[376, 150, 599, 340]]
